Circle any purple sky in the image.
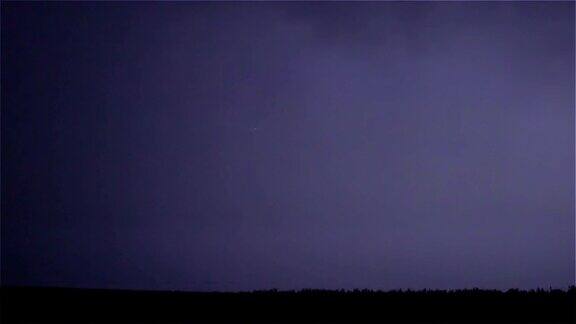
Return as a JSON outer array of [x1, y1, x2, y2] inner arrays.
[[2, 2, 574, 291]]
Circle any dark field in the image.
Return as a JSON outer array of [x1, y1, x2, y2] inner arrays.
[[1, 286, 575, 324]]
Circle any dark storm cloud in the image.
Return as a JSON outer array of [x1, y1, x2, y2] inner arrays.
[[2, 2, 574, 291]]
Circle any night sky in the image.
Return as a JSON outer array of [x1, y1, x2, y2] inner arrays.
[[2, 2, 574, 292]]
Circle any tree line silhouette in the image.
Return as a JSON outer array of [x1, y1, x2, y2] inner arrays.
[[2, 285, 575, 323]]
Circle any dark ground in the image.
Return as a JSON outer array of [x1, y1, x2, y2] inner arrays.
[[1, 286, 575, 324]]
